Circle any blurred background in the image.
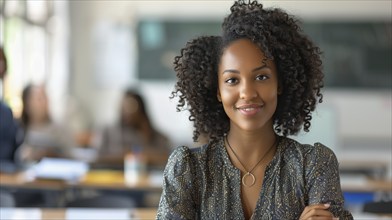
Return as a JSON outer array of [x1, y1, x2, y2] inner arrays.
[[0, 0, 391, 219]]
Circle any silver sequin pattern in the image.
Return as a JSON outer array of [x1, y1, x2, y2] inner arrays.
[[156, 136, 353, 220]]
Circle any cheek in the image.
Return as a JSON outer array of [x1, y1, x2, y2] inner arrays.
[[218, 87, 237, 105], [266, 90, 279, 113], [266, 93, 279, 111], [266, 88, 278, 101], [262, 81, 279, 99]]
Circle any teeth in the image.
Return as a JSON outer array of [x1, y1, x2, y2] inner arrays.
[[243, 108, 255, 111]]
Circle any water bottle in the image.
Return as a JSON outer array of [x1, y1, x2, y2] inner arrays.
[[124, 146, 146, 185]]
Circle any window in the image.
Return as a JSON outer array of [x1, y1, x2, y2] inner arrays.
[[1, 0, 69, 118]]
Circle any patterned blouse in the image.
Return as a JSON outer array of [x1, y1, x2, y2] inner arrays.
[[156, 136, 353, 220]]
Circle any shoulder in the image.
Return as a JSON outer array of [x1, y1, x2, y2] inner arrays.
[[164, 146, 196, 177], [280, 137, 338, 166], [170, 141, 218, 157], [165, 143, 217, 176], [0, 101, 12, 117], [168, 146, 194, 164], [0, 101, 10, 110], [167, 144, 211, 164]]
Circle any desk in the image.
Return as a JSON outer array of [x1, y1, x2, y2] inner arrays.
[[340, 173, 392, 193], [76, 170, 162, 192], [0, 171, 162, 191], [340, 159, 390, 179], [0, 208, 157, 220], [0, 171, 163, 207], [0, 172, 66, 190]]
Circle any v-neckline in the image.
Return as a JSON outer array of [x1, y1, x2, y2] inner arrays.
[[219, 136, 284, 219]]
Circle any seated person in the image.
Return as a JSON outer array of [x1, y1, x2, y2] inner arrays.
[[94, 89, 171, 169], [0, 100, 21, 163], [16, 84, 75, 165], [0, 46, 23, 171]]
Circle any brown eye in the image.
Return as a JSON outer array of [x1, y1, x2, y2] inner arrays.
[[225, 78, 239, 85], [255, 75, 269, 81]]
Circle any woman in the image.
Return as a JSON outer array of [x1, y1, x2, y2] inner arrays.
[[96, 89, 171, 168], [157, 1, 353, 219], [16, 84, 73, 164]]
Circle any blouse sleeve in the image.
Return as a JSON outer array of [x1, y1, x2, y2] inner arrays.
[[156, 146, 199, 220], [305, 143, 353, 220]]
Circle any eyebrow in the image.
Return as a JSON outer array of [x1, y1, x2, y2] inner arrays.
[[222, 63, 268, 75]]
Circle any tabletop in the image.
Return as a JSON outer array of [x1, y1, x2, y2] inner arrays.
[[0, 208, 157, 220], [0, 170, 163, 192]]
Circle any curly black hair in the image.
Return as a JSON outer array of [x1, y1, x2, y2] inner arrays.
[[171, 0, 324, 143]]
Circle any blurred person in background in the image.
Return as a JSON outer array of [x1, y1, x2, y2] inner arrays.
[[0, 46, 21, 208], [94, 89, 171, 169], [15, 84, 75, 165], [0, 46, 23, 171]]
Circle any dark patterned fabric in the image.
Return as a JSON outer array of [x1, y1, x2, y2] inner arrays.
[[156, 136, 353, 220]]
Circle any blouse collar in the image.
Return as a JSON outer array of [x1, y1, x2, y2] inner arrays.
[[217, 135, 286, 174]]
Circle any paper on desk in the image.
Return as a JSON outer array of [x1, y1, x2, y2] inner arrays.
[[66, 208, 130, 220], [148, 171, 164, 187], [26, 157, 89, 183], [0, 208, 41, 220], [352, 212, 392, 220], [339, 174, 368, 188]]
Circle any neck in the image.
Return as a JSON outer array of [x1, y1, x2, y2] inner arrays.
[[228, 126, 276, 151], [226, 127, 277, 166], [30, 118, 49, 127]]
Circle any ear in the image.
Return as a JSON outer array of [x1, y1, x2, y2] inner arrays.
[[217, 89, 222, 102]]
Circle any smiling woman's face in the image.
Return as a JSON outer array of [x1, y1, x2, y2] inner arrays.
[[217, 39, 279, 133]]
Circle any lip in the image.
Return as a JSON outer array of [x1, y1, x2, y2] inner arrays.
[[236, 104, 263, 116]]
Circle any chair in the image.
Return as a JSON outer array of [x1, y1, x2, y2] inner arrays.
[[0, 190, 15, 207], [66, 195, 135, 208], [363, 201, 392, 215]]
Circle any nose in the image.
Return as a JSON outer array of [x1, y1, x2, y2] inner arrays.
[[240, 81, 257, 100]]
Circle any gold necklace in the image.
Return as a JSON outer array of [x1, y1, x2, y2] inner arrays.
[[225, 135, 278, 187]]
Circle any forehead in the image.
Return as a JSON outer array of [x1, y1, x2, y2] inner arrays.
[[123, 95, 138, 105], [219, 39, 269, 69], [31, 86, 46, 96]]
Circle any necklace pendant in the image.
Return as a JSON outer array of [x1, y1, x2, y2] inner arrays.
[[242, 172, 256, 187]]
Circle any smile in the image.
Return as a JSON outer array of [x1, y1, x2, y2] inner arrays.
[[236, 104, 263, 116], [241, 107, 258, 112]]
